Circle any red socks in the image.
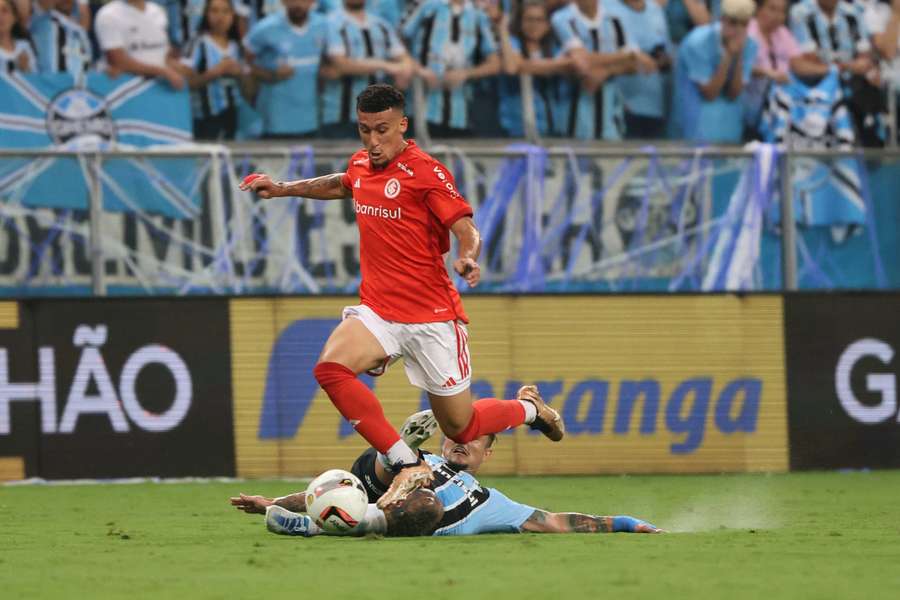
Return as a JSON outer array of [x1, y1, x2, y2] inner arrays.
[[450, 397, 526, 444], [313, 362, 400, 454]]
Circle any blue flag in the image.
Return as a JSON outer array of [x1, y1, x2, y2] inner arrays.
[[0, 72, 203, 218]]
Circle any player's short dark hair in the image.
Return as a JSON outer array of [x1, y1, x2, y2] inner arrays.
[[385, 489, 444, 537], [356, 84, 405, 114]]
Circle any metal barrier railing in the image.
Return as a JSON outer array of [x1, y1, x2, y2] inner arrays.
[[0, 144, 896, 296]]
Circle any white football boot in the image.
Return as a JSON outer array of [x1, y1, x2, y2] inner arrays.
[[399, 409, 439, 450]]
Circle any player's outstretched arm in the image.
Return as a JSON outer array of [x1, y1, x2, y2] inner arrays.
[[229, 492, 307, 514], [239, 173, 352, 200], [519, 509, 663, 534]]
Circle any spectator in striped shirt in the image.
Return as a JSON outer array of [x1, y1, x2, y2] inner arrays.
[[177, 0, 252, 139], [30, 0, 92, 76], [0, 0, 35, 73]]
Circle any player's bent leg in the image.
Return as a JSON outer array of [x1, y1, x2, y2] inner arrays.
[[314, 318, 418, 465], [430, 389, 545, 444]]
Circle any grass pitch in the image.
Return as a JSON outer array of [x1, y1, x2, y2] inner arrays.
[[2, 471, 898, 599]]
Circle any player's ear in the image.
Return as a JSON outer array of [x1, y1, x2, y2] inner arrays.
[[399, 114, 409, 134]]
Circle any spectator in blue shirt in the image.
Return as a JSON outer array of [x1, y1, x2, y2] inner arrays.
[[177, 0, 252, 139], [607, 0, 673, 139], [403, 0, 501, 137], [551, 0, 657, 140], [319, 0, 414, 138], [674, 0, 757, 142], [30, 0, 92, 76], [497, 0, 572, 137], [244, 0, 329, 138]]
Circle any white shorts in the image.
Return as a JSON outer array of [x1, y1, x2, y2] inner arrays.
[[342, 304, 471, 396]]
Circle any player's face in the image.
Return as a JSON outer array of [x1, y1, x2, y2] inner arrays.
[[520, 5, 549, 43], [0, 0, 16, 34], [282, 0, 313, 24], [206, 0, 235, 35], [357, 108, 409, 168], [441, 435, 494, 473], [756, 0, 786, 31]]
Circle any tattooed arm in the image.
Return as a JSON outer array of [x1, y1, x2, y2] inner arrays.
[[229, 491, 307, 514], [239, 172, 352, 200], [520, 509, 662, 534]]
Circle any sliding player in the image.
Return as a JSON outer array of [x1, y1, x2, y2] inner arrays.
[[230, 412, 661, 537], [239, 84, 564, 508]]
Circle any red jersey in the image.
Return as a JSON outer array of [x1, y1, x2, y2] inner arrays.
[[340, 140, 473, 324]]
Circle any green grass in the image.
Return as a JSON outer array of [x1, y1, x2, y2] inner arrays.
[[2, 472, 899, 599]]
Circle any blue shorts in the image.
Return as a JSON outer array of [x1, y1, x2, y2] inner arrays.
[[432, 488, 536, 536]]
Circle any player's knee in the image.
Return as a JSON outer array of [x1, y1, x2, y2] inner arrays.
[[445, 414, 478, 444], [313, 361, 355, 388]]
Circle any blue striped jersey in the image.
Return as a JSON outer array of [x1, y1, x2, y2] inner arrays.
[[244, 11, 329, 135], [402, 0, 497, 131], [550, 1, 627, 140], [182, 34, 242, 118], [790, 0, 870, 65], [322, 9, 405, 125], [29, 10, 92, 77], [422, 453, 492, 533], [0, 40, 37, 74]]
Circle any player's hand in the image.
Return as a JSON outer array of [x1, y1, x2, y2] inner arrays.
[[16, 51, 30, 73], [240, 173, 282, 199], [453, 257, 481, 287], [443, 68, 469, 90], [275, 64, 295, 81], [161, 67, 185, 90], [217, 58, 243, 77], [229, 493, 274, 514], [633, 51, 658, 74]]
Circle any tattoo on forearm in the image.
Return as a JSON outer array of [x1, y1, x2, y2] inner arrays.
[[283, 173, 349, 200], [564, 513, 612, 533], [274, 492, 307, 512], [525, 509, 549, 526]]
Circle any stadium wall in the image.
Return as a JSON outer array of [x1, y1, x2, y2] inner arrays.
[[3, 293, 898, 480]]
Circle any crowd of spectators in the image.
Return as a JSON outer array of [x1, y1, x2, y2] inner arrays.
[[1, 0, 900, 144]]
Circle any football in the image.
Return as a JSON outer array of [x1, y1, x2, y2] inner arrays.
[[305, 469, 368, 534]]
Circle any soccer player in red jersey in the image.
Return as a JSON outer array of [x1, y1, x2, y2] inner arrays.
[[239, 84, 564, 507]]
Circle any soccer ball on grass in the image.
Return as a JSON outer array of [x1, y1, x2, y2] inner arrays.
[[305, 469, 368, 534]]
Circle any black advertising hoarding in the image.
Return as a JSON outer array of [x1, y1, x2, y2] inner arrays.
[[0, 299, 235, 478], [785, 294, 900, 470]]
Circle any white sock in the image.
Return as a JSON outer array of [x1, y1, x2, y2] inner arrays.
[[385, 439, 418, 467], [518, 400, 537, 424], [354, 504, 387, 536]]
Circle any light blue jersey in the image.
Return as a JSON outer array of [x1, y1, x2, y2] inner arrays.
[[423, 453, 535, 536], [551, 1, 626, 140], [674, 21, 756, 143], [403, 0, 497, 131], [605, 0, 671, 120], [244, 11, 329, 135], [182, 34, 242, 118], [29, 10, 92, 77], [322, 9, 405, 125]]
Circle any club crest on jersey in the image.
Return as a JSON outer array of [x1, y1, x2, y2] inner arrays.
[[384, 178, 401, 199]]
